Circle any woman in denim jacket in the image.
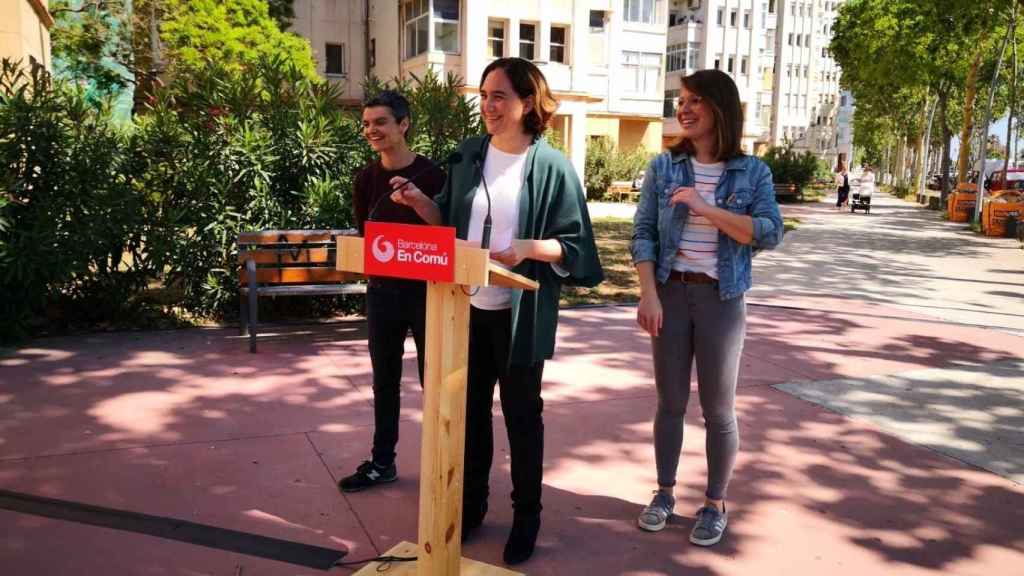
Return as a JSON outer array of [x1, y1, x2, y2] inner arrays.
[[631, 69, 783, 547]]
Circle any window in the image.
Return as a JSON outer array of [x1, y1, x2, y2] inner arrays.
[[788, 33, 794, 45], [664, 89, 679, 117], [796, 34, 802, 47], [623, 51, 662, 93], [488, 20, 505, 58], [401, 0, 459, 59], [804, 65, 809, 77], [717, 7, 724, 25], [741, 56, 749, 74], [727, 55, 735, 73], [786, 64, 792, 77], [624, 0, 657, 25], [590, 10, 606, 31], [550, 25, 568, 63], [744, 10, 752, 28], [402, 0, 429, 59], [519, 23, 536, 60], [805, 34, 811, 46], [730, 9, 737, 26], [370, 38, 376, 67], [769, 0, 776, 13], [325, 43, 345, 76], [667, 43, 686, 72], [714, 53, 722, 69], [433, 0, 459, 54], [687, 42, 700, 69]]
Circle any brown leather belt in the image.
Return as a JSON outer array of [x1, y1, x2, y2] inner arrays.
[[669, 270, 718, 285]]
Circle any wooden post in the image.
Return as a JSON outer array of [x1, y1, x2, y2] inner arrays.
[[417, 281, 471, 576], [338, 235, 532, 576]]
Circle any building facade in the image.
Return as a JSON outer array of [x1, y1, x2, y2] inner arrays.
[[662, 0, 847, 162], [0, 0, 54, 70], [292, 0, 671, 180]]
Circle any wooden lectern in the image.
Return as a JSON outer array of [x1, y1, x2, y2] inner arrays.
[[337, 235, 538, 576]]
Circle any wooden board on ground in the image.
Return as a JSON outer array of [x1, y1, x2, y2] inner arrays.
[[352, 541, 524, 576]]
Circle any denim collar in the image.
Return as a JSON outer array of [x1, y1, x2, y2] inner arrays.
[[670, 151, 748, 171]]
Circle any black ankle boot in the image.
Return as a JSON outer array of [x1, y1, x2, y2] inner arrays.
[[461, 499, 487, 541], [503, 513, 540, 565]]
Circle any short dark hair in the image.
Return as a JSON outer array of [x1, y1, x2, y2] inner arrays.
[[669, 69, 744, 161], [480, 58, 558, 136], [363, 90, 411, 136]]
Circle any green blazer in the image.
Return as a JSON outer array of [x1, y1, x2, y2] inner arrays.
[[434, 135, 604, 365]]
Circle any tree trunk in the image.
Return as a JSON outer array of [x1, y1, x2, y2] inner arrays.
[[1005, 18, 1018, 175], [913, 97, 930, 193], [958, 29, 991, 184], [939, 89, 953, 202]]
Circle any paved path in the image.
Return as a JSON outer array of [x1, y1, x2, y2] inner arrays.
[[1, 195, 1022, 575], [747, 192, 1024, 335]]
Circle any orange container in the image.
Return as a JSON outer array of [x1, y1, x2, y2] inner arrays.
[[981, 191, 1024, 236], [948, 189, 977, 222]]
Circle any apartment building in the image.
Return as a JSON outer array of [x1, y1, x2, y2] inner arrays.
[[835, 89, 854, 165], [662, 0, 847, 162], [292, 0, 671, 179], [0, 0, 54, 70], [774, 0, 844, 165]]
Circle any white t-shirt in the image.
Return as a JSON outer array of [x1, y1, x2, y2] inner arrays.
[[468, 144, 528, 310], [673, 160, 725, 278]]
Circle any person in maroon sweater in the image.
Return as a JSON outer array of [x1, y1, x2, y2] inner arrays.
[[339, 91, 446, 492]]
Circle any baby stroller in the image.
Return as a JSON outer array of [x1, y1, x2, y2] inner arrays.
[[850, 190, 871, 213], [851, 170, 875, 213]]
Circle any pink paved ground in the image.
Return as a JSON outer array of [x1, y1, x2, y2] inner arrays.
[[2, 303, 1022, 575]]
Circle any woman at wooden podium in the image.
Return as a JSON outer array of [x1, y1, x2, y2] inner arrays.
[[390, 57, 603, 566]]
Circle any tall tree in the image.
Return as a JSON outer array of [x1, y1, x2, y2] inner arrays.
[[831, 0, 1007, 199], [50, 0, 138, 96], [156, 0, 316, 80], [266, 0, 296, 30]]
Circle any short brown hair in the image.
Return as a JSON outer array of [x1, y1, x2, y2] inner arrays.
[[480, 58, 558, 136], [669, 69, 744, 161]]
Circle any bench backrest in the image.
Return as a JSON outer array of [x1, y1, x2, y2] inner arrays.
[[238, 229, 359, 286]]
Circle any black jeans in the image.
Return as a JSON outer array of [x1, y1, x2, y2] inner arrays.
[[463, 307, 545, 517], [367, 279, 426, 467]]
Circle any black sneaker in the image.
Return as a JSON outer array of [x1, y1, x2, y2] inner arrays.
[[338, 460, 397, 492]]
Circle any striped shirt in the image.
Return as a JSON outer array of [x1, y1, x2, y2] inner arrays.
[[673, 160, 725, 278]]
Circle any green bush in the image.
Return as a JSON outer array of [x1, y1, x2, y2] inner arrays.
[[585, 137, 653, 200], [362, 70, 483, 164], [0, 60, 145, 341], [0, 57, 484, 342], [762, 144, 818, 191]]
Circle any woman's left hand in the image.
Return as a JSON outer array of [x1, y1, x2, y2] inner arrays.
[[491, 240, 534, 267], [670, 186, 711, 215]]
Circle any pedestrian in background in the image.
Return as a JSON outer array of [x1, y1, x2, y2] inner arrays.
[[835, 157, 850, 210]]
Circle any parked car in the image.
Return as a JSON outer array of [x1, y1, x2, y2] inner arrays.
[[986, 168, 1024, 192]]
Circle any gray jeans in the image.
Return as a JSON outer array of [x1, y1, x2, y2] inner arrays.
[[651, 280, 746, 501]]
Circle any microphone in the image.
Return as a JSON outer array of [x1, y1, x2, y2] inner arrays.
[[472, 152, 493, 250], [366, 151, 464, 222]]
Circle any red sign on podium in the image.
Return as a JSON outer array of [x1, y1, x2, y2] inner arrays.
[[363, 222, 456, 283]]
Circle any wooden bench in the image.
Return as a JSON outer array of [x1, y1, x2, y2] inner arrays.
[[238, 229, 366, 352], [773, 183, 803, 202], [608, 181, 641, 203]]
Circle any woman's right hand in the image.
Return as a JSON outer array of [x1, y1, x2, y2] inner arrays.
[[389, 177, 425, 207], [637, 292, 663, 338]]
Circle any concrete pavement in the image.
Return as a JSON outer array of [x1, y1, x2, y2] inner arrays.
[[1, 193, 1023, 575]]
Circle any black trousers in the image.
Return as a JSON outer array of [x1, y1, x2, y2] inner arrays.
[[367, 279, 426, 467], [463, 307, 546, 517]]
